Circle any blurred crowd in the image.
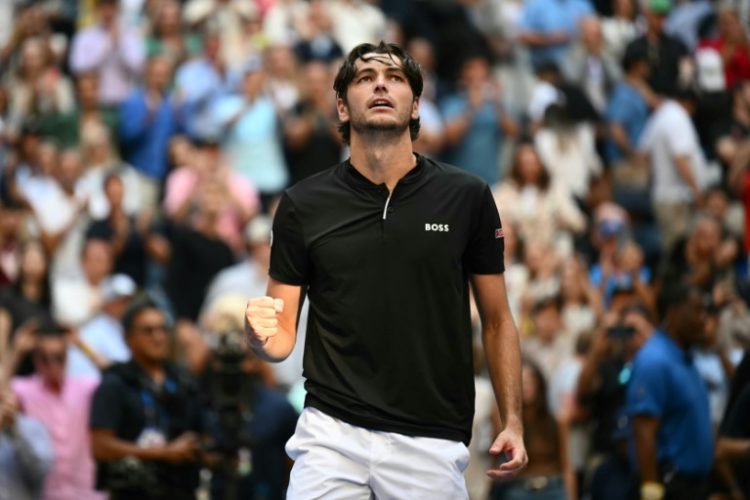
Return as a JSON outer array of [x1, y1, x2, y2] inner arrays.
[[0, 0, 750, 499]]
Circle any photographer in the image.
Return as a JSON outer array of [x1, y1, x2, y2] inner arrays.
[[576, 303, 655, 499], [89, 298, 204, 500], [200, 303, 298, 500]]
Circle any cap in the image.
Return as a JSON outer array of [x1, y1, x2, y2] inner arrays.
[[100, 274, 136, 304], [648, 0, 671, 14], [244, 215, 272, 245]]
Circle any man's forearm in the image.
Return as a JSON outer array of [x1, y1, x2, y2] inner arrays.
[[633, 416, 660, 483], [483, 316, 523, 430], [246, 323, 296, 363]]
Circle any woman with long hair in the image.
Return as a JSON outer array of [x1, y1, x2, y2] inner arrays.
[[503, 359, 575, 500]]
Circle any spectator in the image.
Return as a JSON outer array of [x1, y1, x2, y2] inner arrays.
[[624, 0, 690, 95], [40, 72, 119, 149], [174, 30, 235, 141], [211, 58, 289, 204], [518, 0, 594, 69], [534, 104, 604, 204], [605, 45, 653, 170], [7, 37, 74, 135], [601, 0, 639, 63], [86, 172, 150, 286], [627, 285, 714, 500], [159, 178, 236, 322], [119, 55, 178, 210], [639, 88, 709, 254], [66, 273, 135, 381], [0, 388, 54, 500], [282, 60, 342, 186], [183, 0, 258, 70], [503, 358, 574, 499], [162, 140, 258, 253], [293, 1, 344, 64], [560, 256, 602, 339], [492, 142, 586, 255], [22, 148, 89, 281], [11, 326, 103, 500], [523, 295, 574, 385], [52, 238, 114, 327], [69, 0, 146, 106], [89, 298, 203, 499], [145, 0, 201, 67], [406, 37, 445, 157], [441, 55, 517, 186], [0, 197, 26, 287], [0, 240, 54, 373], [327, 0, 387, 54], [563, 16, 622, 113], [659, 213, 737, 294], [264, 44, 301, 114], [698, 5, 750, 90], [76, 123, 143, 221]]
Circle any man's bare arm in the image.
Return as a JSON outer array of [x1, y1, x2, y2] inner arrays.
[[471, 273, 527, 479], [245, 278, 305, 362]]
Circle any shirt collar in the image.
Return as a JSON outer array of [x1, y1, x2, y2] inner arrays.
[[341, 153, 426, 191]]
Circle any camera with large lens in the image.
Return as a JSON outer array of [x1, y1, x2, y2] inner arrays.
[[106, 456, 163, 497]]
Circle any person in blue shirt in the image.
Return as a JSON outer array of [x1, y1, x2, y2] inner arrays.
[[605, 45, 653, 166], [440, 55, 517, 186], [627, 285, 713, 500], [519, 0, 595, 69], [119, 55, 180, 210]]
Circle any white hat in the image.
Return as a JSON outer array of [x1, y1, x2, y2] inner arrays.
[[100, 274, 137, 303]]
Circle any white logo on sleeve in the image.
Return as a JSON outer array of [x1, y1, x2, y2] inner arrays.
[[425, 223, 450, 232]]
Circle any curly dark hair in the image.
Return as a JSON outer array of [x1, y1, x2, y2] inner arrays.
[[333, 41, 423, 144]]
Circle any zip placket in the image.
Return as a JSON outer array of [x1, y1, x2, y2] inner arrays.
[[382, 190, 393, 220]]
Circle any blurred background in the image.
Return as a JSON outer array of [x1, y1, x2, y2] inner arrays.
[[0, 0, 750, 499]]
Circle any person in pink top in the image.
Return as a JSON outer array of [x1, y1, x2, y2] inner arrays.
[[163, 138, 259, 253], [11, 325, 103, 500]]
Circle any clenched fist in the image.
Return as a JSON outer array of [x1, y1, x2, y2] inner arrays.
[[245, 296, 285, 347]]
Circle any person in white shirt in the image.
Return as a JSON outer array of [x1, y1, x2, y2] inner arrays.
[[66, 274, 135, 381], [638, 88, 707, 253]]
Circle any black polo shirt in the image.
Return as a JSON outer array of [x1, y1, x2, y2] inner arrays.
[[270, 154, 504, 445]]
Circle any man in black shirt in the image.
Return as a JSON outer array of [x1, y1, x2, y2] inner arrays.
[[89, 298, 203, 500], [624, 0, 689, 96], [245, 41, 527, 498]]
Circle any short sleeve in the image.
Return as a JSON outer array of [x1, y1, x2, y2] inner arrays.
[[627, 359, 667, 417], [89, 373, 124, 431], [269, 193, 309, 285], [722, 385, 750, 438], [464, 185, 505, 275]]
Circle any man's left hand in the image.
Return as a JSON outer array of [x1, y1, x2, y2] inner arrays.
[[486, 426, 528, 480]]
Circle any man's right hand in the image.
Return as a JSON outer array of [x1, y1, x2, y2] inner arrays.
[[245, 297, 285, 347], [162, 432, 200, 464]]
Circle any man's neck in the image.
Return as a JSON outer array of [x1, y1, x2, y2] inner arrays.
[[137, 358, 166, 384], [349, 133, 416, 191]]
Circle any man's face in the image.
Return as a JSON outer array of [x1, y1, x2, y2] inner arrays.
[[337, 53, 419, 140], [127, 308, 170, 363], [34, 336, 67, 388], [82, 239, 113, 284], [670, 292, 708, 347]]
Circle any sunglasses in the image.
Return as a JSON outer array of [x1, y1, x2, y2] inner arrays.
[[135, 324, 170, 336], [36, 352, 66, 366]]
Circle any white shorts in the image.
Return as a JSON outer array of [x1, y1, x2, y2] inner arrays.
[[285, 407, 470, 500]]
